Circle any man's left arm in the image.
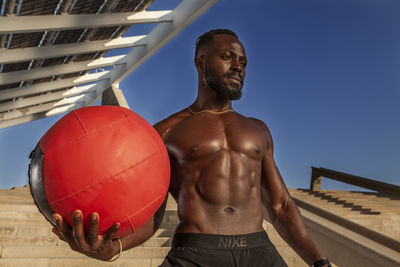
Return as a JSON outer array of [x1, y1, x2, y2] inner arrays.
[[252, 118, 329, 266]]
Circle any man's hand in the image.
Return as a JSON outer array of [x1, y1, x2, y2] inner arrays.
[[52, 210, 121, 261]]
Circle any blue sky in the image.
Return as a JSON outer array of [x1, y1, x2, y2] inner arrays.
[[1, 0, 399, 190]]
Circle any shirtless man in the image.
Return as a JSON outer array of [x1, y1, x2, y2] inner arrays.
[[52, 29, 331, 267]]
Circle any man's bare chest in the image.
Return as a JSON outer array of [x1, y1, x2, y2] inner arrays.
[[165, 113, 267, 161]]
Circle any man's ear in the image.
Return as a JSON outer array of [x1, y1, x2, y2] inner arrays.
[[195, 55, 205, 73]]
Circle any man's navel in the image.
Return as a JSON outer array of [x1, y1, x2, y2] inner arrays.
[[224, 206, 237, 214]]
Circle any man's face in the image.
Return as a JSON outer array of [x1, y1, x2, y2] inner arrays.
[[203, 34, 247, 100]]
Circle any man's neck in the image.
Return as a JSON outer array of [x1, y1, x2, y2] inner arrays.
[[193, 86, 233, 112]]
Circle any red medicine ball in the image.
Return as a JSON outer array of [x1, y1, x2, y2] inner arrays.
[[28, 106, 170, 237]]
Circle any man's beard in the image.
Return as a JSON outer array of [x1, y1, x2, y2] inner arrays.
[[204, 63, 243, 100]]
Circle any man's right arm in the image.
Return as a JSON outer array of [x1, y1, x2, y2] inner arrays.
[[116, 193, 169, 252], [117, 115, 183, 254], [119, 114, 184, 253]]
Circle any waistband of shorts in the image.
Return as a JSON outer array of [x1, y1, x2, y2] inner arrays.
[[171, 231, 270, 249]]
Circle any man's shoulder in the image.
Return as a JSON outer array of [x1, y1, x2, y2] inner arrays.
[[153, 108, 190, 139], [247, 116, 268, 131], [246, 116, 274, 150]]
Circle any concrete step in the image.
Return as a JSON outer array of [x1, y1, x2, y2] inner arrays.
[[0, 191, 177, 209], [0, 216, 178, 228], [165, 198, 177, 211], [321, 199, 400, 208], [299, 204, 396, 223], [0, 217, 50, 226], [142, 237, 172, 248], [0, 259, 50, 267], [0, 212, 178, 227], [0, 234, 172, 247], [348, 218, 386, 226], [0, 192, 32, 198], [292, 190, 400, 205], [0, 202, 177, 218], [0, 210, 46, 220], [0, 258, 164, 267], [161, 210, 178, 222], [298, 202, 381, 215], [323, 193, 400, 201], [159, 222, 178, 230], [382, 216, 400, 223], [0, 226, 175, 238], [0, 203, 38, 211], [0, 246, 171, 259], [153, 228, 175, 238], [306, 203, 398, 218], [0, 191, 31, 197], [292, 194, 383, 212], [0, 225, 53, 237], [323, 190, 399, 199], [0, 196, 35, 204], [0, 235, 62, 246], [0, 212, 178, 225]]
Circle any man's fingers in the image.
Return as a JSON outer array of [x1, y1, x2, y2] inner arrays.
[[72, 210, 91, 251], [86, 212, 99, 246], [53, 213, 72, 240], [53, 213, 78, 250], [103, 222, 120, 242]]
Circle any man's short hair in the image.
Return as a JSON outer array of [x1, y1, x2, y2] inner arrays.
[[195, 29, 238, 56]]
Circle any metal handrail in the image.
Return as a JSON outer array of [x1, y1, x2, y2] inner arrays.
[[310, 167, 400, 197]]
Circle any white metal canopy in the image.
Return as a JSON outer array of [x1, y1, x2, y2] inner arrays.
[[0, 0, 218, 129]]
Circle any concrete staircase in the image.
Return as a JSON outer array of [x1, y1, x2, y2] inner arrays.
[[0, 186, 173, 267], [289, 189, 400, 240], [1, 186, 400, 266], [289, 188, 400, 267], [0, 186, 311, 267]]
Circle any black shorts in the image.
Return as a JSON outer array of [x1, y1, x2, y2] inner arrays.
[[159, 231, 288, 267]]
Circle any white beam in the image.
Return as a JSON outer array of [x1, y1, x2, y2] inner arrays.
[[0, 92, 96, 122], [0, 71, 110, 101], [108, 0, 218, 86], [0, 11, 173, 34], [0, 97, 95, 129], [0, 112, 48, 129], [0, 101, 62, 122], [44, 88, 104, 116], [0, 83, 99, 112], [44, 95, 89, 116], [0, 56, 125, 86], [0, 35, 147, 64], [0, 81, 108, 128], [45, 103, 86, 117]]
